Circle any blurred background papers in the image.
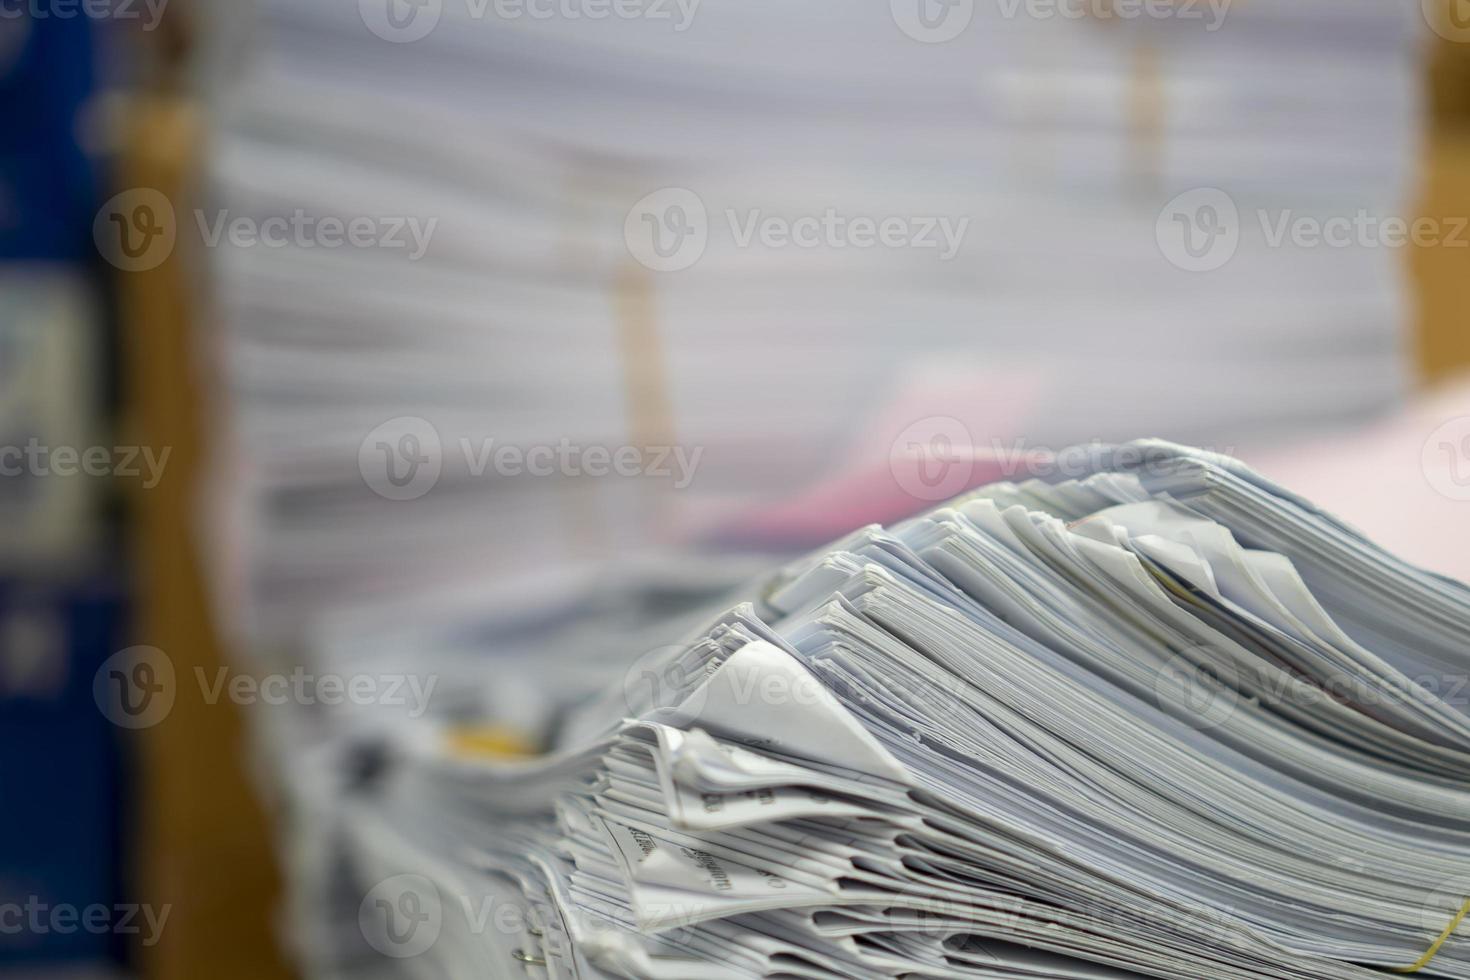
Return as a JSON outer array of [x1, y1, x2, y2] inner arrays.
[[204, 0, 1421, 651]]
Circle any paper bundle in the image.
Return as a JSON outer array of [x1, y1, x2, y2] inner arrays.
[[315, 442, 1470, 979]]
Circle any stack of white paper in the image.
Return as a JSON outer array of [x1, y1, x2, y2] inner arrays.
[[200, 0, 1425, 647], [323, 442, 1470, 979]]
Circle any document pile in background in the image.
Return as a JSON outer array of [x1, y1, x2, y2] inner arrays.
[[200, 0, 1424, 649], [303, 442, 1470, 979]]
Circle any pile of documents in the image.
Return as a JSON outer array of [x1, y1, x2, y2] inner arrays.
[[197, 5, 1448, 971], [324, 442, 1470, 978], [201, 0, 1425, 647]]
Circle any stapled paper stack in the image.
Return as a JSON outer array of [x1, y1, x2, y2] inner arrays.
[[333, 442, 1470, 979]]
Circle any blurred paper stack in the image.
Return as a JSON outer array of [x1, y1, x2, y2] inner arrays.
[[201, 0, 1425, 651]]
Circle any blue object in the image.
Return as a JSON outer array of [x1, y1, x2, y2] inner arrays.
[[0, 574, 128, 965], [0, 0, 100, 262]]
